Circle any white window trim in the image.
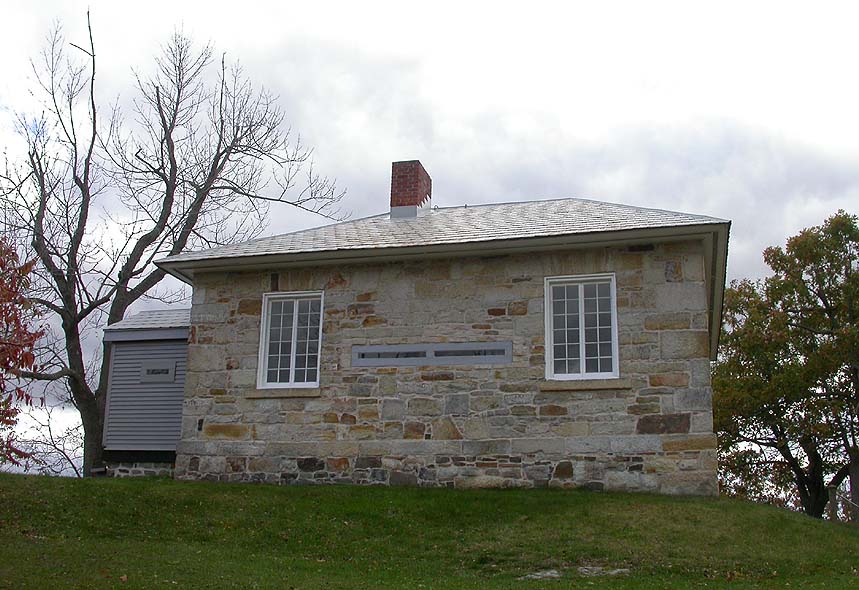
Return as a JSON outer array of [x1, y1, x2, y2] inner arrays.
[[256, 290, 324, 389], [544, 273, 620, 381]]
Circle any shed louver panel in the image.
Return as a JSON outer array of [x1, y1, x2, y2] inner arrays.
[[103, 340, 187, 451]]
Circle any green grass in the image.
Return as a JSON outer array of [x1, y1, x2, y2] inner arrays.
[[0, 474, 857, 589]]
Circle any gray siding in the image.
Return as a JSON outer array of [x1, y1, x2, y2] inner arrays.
[[103, 340, 188, 451]]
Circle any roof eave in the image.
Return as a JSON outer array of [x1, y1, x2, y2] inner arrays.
[[103, 327, 190, 342], [156, 223, 728, 279], [707, 220, 731, 360]]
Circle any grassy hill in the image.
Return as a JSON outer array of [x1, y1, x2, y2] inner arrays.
[[0, 473, 856, 589]]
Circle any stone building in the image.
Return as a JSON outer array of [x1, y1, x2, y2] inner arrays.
[[105, 160, 730, 494]]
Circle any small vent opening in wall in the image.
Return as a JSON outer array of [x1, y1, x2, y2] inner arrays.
[[353, 342, 512, 367], [359, 350, 427, 360], [434, 348, 508, 357]]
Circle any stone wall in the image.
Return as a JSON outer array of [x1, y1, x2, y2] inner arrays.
[[174, 241, 718, 495]]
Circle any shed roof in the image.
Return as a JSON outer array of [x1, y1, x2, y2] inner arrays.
[[104, 308, 191, 342], [104, 309, 191, 332]]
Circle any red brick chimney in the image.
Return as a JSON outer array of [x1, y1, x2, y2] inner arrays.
[[390, 160, 431, 217]]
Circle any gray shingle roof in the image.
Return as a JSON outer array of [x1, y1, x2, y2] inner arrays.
[[158, 197, 728, 265], [104, 309, 191, 331]]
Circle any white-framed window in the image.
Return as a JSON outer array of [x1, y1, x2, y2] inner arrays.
[[256, 291, 324, 388], [544, 274, 619, 380]]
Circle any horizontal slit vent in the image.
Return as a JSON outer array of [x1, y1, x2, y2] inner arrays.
[[353, 342, 512, 367], [360, 351, 427, 360], [433, 348, 507, 358]]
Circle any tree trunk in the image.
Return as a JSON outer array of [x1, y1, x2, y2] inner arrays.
[[62, 315, 108, 477], [786, 439, 828, 518], [849, 451, 859, 522], [804, 485, 829, 518], [794, 473, 828, 518], [80, 407, 104, 476]]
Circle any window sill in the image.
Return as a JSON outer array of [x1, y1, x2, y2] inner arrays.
[[245, 388, 321, 399], [540, 378, 632, 392]]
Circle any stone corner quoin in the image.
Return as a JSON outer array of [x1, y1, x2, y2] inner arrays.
[[173, 240, 718, 496]]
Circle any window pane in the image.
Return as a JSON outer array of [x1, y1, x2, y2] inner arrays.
[[599, 327, 611, 341], [599, 312, 612, 327], [600, 357, 613, 372], [585, 343, 598, 358], [268, 302, 289, 382], [306, 369, 317, 383], [585, 314, 597, 328], [585, 358, 599, 373], [583, 284, 597, 298], [568, 358, 581, 373], [597, 282, 610, 297], [549, 283, 585, 376], [294, 369, 306, 383], [599, 342, 612, 356], [585, 328, 597, 343], [584, 298, 597, 313]]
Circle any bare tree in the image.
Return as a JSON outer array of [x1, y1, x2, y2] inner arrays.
[[0, 13, 344, 475]]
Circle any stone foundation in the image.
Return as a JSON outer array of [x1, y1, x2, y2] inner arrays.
[[176, 443, 716, 494], [175, 241, 719, 495], [106, 462, 175, 478]]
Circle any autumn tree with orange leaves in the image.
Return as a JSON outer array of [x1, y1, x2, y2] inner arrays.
[[0, 238, 43, 466]]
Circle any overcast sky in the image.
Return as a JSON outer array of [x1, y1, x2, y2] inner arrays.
[[2, 0, 859, 283]]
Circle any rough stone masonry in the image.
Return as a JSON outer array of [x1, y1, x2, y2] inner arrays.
[[174, 240, 718, 495]]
